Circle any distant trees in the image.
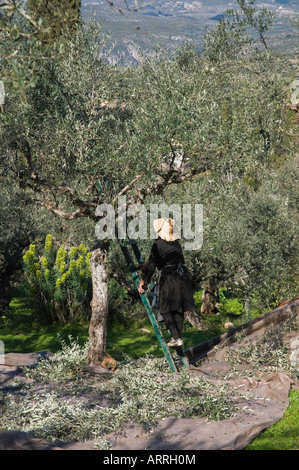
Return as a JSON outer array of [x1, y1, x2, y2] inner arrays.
[[0, 179, 31, 315], [186, 163, 299, 316], [203, 0, 275, 62]]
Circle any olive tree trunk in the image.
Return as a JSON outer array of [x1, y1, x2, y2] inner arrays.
[[184, 310, 207, 329], [86, 244, 110, 366], [200, 278, 219, 316], [0, 274, 11, 316]]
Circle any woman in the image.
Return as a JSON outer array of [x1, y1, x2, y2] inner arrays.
[[138, 217, 198, 348]]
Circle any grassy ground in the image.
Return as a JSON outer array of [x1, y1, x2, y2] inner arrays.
[[0, 291, 217, 360], [245, 390, 299, 450], [0, 297, 89, 354], [0, 297, 210, 360]]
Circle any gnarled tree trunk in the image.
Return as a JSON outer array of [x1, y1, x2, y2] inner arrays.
[[86, 243, 110, 366], [200, 277, 219, 316], [184, 310, 207, 329], [0, 274, 11, 316]]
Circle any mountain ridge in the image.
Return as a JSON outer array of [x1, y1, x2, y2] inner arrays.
[[81, 0, 299, 63]]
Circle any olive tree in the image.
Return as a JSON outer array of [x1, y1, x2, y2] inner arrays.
[[188, 165, 298, 315]]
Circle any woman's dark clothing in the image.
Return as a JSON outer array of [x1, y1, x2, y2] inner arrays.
[[162, 311, 184, 340], [142, 238, 196, 315]]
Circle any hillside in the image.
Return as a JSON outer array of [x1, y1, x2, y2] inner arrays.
[[81, 0, 299, 63]]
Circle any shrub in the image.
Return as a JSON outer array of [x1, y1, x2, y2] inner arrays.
[[22, 235, 92, 324], [23, 335, 90, 382], [221, 297, 245, 317]]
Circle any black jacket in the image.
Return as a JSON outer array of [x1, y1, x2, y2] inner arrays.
[[142, 238, 196, 314]]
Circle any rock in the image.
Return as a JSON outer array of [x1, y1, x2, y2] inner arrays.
[[289, 335, 299, 366], [139, 328, 152, 334]]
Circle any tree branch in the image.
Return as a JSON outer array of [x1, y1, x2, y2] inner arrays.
[[112, 174, 142, 205], [17, 137, 99, 211], [37, 193, 96, 221], [132, 164, 212, 204]]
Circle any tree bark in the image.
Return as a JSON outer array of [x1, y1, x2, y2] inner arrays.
[[184, 310, 207, 329], [86, 243, 110, 366], [0, 274, 11, 316], [200, 278, 219, 316]]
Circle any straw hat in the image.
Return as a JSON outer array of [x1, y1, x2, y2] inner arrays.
[[153, 217, 179, 242]]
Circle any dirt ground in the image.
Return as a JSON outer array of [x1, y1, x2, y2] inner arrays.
[[0, 299, 298, 451]]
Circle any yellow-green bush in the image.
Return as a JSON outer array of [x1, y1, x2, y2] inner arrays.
[[22, 235, 92, 324]]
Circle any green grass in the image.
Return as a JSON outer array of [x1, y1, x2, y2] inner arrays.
[[0, 297, 88, 353], [0, 316, 209, 361], [246, 390, 299, 450], [1, 287, 259, 357], [0, 322, 88, 354], [107, 320, 210, 361], [0, 295, 211, 360]]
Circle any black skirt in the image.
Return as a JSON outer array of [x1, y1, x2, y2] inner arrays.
[[142, 238, 197, 314]]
